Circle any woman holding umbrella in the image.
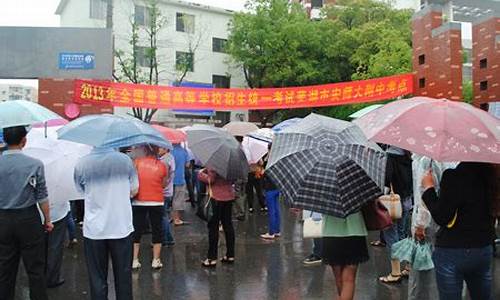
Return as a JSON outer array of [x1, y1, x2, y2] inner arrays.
[[198, 168, 236, 267], [131, 145, 168, 270]]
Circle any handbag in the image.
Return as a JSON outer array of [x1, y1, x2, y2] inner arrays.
[[378, 184, 402, 219], [303, 211, 323, 238], [196, 183, 214, 222], [362, 199, 393, 231]]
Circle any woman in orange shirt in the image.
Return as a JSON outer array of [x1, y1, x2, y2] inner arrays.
[[132, 145, 168, 270]]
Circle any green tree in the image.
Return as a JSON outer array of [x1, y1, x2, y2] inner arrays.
[[226, 0, 413, 123]]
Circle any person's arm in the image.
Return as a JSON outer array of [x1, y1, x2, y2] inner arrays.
[[198, 169, 216, 184], [161, 162, 168, 188], [36, 164, 53, 232], [422, 169, 459, 226]]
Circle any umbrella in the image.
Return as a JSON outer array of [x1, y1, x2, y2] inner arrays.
[[0, 100, 61, 128], [242, 136, 269, 164], [354, 97, 500, 163], [151, 125, 187, 144], [272, 118, 302, 132], [223, 121, 259, 136], [32, 118, 69, 128], [57, 114, 172, 150], [186, 125, 249, 180], [247, 128, 274, 143], [266, 113, 386, 218], [348, 104, 384, 119], [24, 127, 91, 203]]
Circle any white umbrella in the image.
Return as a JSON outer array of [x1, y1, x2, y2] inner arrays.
[[242, 136, 268, 164], [24, 127, 91, 204], [348, 104, 384, 119]]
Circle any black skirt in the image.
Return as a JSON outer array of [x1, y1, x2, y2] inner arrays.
[[322, 236, 369, 266]]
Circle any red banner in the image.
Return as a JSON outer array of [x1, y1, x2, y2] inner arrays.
[[73, 74, 413, 110]]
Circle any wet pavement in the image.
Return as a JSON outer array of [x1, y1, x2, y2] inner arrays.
[[15, 205, 500, 299]]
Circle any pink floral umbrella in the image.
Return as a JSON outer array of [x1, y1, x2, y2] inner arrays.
[[354, 97, 500, 163]]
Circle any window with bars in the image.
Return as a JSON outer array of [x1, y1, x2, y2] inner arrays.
[[176, 51, 194, 72], [212, 38, 227, 53], [176, 13, 195, 33], [90, 0, 107, 20], [135, 5, 151, 26], [135, 46, 152, 68], [212, 75, 231, 88]]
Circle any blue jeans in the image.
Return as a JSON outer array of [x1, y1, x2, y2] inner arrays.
[[265, 190, 280, 235], [313, 238, 323, 258], [383, 199, 411, 248], [163, 197, 174, 243], [66, 210, 76, 241], [433, 246, 493, 300]]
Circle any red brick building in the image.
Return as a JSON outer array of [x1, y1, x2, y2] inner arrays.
[[38, 78, 112, 119], [472, 14, 500, 107], [411, 5, 463, 100]]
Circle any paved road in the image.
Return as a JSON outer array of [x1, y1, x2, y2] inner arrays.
[[15, 205, 500, 299]]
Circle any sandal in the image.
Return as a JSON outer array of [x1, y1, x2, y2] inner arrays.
[[220, 256, 235, 264], [379, 274, 402, 284], [370, 240, 386, 247], [201, 259, 217, 268]]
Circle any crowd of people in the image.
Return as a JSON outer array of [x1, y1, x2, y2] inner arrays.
[[0, 123, 498, 300]]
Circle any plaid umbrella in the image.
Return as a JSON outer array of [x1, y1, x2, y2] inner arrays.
[[266, 113, 386, 218], [186, 125, 249, 180]]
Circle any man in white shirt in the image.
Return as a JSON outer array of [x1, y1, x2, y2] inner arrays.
[[74, 147, 138, 300]]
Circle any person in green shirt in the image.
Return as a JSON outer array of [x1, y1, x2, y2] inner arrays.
[[322, 211, 369, 300]]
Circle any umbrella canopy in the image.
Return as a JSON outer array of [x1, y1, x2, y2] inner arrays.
[[151, 125, 187, 144], [223, 121, 259, 136], [242, 136, 269, 164], [247, 128, 274, 143], [354, 97, 500, 163], [272, 118, 303, 132], [57, 114, 172, 150], [267, 113, 386, 218], [0, 100, 61, 128], [348, 104, 384, 119], [24, 127, 91, 203], [186, 125, 249, 180], [32, 118, 69, 128]]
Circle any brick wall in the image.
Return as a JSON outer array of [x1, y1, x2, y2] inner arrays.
[[472, 15, 500, 106], [412, 5, 463, 100], [38, 78, 112, 119]]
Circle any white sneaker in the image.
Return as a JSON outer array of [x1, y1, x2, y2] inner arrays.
[[132, 259, 141, 270], [260, 233, 276, 240], [152, 259, 163, 269]]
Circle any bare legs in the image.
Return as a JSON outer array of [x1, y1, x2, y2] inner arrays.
[[331, 264, 358, 300]]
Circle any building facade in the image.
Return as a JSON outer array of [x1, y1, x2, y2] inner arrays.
[[56, 0, 248, 125], [0, 84, 38, 102]]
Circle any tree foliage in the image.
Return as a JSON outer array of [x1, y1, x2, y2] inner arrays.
[[226, 0, 413, 123]]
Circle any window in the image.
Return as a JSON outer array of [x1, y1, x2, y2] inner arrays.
[[419, 77, 426, 88], [90, 0, 107, 20], [212, 38, 227, 53], [176, 51, 194, 72], [418, 54, 425, 65], [311, 0, 323, 8], [212, 75, 231, 88], [480, 58, 487, 69], [135, 5, 151, 26], [135, 46, 151, 68], [480, 81, 488, 91], [176, 13, 195, 33]]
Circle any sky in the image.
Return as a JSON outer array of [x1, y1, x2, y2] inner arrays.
[[0, 0, 247, 88]]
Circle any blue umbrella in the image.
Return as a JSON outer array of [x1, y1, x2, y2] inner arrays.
[[57, 114, 172, 149], [272, 118, 302, 133], [0, 100, 61, 128]]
